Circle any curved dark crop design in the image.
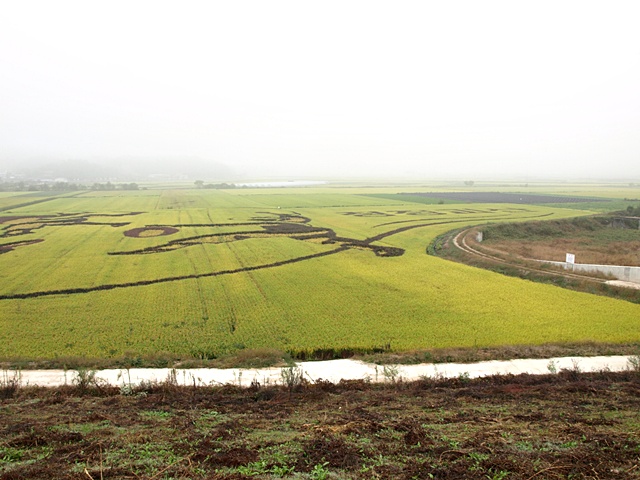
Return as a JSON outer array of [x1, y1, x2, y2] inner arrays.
[[0, 239, 44, 254], [110, 213, 405, 258], [0, 246, 349, 300], [0, 210, 554, 300], [0, 212, 142, 238], [0, 212, 405, 300], [124, 226, 180, 238]]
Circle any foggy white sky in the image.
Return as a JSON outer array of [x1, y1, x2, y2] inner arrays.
[[1, 1, 639, 180]]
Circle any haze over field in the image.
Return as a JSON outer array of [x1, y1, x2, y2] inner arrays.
[[1, 1, 639, 181]]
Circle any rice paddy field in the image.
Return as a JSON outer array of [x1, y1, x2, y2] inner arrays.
[[1, 184, 639, 362]]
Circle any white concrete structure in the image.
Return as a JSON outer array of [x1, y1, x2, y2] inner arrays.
[[542, 260, 640, 284]]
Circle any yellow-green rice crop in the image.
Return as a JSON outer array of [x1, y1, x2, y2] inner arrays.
[[0, 186, 638, 361]]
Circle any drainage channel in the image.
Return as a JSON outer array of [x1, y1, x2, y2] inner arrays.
[[7, 355, 636, 388]]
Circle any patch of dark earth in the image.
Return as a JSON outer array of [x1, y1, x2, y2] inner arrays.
[[397, 192, 609, 204], [1, 371, 639, 479]]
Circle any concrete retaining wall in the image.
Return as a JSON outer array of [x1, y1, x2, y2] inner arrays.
[[541, 260, 640, 284]]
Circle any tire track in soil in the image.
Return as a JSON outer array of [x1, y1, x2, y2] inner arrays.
[[181, 210, 211, 326], [221, 243, 241, 334], [451, 225, 612, 286]]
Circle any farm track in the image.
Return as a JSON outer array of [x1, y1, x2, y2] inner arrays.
[[451, 227, 610, 286]]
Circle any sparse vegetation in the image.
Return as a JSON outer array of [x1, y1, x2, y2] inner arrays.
[[1, 371, 639, 479]]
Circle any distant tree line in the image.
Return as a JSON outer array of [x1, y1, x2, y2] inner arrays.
[[194, 180, 236, 189], [0, 181, 139, 192]]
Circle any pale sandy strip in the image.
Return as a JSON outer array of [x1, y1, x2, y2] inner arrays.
[[10, 355, 636, 388]]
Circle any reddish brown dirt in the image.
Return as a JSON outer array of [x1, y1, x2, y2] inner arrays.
[[1, 371, 639, 479], [474, 237, 640, 267]]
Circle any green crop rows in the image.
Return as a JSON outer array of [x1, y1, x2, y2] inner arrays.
[[1, 186, 639, 362]]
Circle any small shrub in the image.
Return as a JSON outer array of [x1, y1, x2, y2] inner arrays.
[[280, 366, 304, 394], [627, 355, 640, 372], [560, 359, 582, 380], [0, 369, 21, 399], [72, 367, 99, 392], [382, 364, 401, 383], [119, 383, 134, 396]]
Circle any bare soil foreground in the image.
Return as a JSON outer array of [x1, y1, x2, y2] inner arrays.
[[2, 370, 640, 479]]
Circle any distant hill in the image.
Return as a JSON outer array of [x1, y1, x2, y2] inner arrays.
[[7, 157, 236, 182]]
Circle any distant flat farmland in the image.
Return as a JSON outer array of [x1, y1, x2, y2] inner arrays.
[[397, 192, 609, 204], [0, 186, 638, 363]]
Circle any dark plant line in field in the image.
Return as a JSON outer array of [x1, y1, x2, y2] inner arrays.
[[372, 210, 552, 228], [0, 246, 350, 300], [364, 213, 553, 245], [0, 211, 143, 237], [0, 211, 558, 300], [0, 239, 44, 254]]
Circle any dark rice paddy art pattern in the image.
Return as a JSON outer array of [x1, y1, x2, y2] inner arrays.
[[123, 226, 180, 238], [342, 209, 448, 217], [111, 213, 403, 258], [0, 212, 142, 238], [0, 239, 44, 254], [0, 211, 412, 300], [0, 210, 553, 300]]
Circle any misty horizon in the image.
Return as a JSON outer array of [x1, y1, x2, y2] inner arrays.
[[2, 2, 639, 182], [2, 156, 639, 184]]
